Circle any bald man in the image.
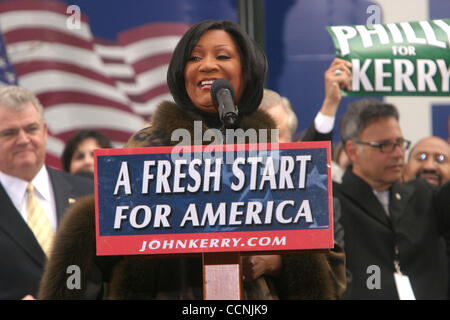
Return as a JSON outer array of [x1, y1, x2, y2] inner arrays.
[[404, 136, 450, 186]]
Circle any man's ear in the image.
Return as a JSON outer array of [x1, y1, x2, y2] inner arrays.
[[43, 121, 48, 143], [345, 140, 358, 164]]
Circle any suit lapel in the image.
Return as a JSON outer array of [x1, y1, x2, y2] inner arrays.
[[0, 183, 46, 267], [340, 169, 392, 227], [47, 167, 74, 222], [389, 182, 414, 224]]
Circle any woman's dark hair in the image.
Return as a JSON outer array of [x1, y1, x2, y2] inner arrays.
[[167, 19, 267, 118], [61, 130, 112, 172]]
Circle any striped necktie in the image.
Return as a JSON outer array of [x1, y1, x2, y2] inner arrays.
[[26, 183, 54, 256]]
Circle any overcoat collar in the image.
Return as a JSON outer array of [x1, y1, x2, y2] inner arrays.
[[339, 167, 415, 227], [126, 101, 277, 148]]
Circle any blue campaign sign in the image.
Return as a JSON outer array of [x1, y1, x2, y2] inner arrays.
[[94, 142, 333, 255]]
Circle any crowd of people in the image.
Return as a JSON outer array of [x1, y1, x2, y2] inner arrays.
[[0, 19, 449, 300]]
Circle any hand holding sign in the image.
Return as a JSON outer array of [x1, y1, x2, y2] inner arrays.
[[321, 58, 352, 117]]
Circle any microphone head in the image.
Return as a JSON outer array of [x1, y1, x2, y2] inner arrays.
[[210, 78, 235, 106]]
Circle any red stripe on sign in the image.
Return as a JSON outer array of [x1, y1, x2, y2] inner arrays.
[[94, 141, 332, 156], [95, 229, 333, 256]]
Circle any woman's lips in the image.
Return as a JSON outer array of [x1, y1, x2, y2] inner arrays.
[[197, 78, 217, 89]]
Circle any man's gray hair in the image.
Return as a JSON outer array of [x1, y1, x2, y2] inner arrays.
[[259, 88, 298, 136], [339, 98, 399, 143], [0, 85, 45, 121]]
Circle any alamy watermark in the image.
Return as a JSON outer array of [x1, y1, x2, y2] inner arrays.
[[366, 265, 381, 290], [66, 265, 81, 290], [366, 4, 382, 26], [170, 121, 281, 172], [66, 5, 81, 30]]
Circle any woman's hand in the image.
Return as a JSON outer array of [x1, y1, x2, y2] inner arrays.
[[241, 254, 282, 281]]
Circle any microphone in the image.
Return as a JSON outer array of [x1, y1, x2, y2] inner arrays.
[[210, 78, 238, 128]]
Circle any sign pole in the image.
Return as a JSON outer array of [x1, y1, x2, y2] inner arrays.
[[202, 252, 242, 300]]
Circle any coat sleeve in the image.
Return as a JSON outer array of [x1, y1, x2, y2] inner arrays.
[[300, 122, 333, 142], [124, 126, 171, 148]]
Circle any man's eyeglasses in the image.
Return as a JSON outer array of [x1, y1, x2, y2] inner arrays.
[[355, 138, 411, 153], [414, 152, 449, 164]]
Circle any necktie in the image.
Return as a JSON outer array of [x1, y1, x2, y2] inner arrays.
[[26, 183, 54, 255]]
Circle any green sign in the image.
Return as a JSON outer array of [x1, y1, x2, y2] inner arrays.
[[327, 19, 450, 96]]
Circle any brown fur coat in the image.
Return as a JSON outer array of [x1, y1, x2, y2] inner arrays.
[[38, 101, 345, 299]]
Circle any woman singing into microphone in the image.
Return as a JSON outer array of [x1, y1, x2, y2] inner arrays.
[[38, 20, 345, 300]]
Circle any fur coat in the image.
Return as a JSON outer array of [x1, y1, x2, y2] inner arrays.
[[38, 101, 346, 299]]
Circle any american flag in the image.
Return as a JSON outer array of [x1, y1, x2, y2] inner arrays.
[[0, 0, 190, 169]]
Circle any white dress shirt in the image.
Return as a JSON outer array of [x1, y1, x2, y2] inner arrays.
[[314, 112, 335, 134], [0, 166, 57, 232], [373, 189, 390, 217]]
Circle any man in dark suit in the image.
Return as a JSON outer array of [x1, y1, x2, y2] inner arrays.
[[335, 99, 450, 299], [0, 86, 93, 299]]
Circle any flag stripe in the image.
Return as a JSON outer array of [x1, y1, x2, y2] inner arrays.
[[45, 105, 145, 133], [19, 70, 129, 103], [115, 65, 168, 95], [133, 52, 173, 75], [6, 41, 106, 72], [119, 36, 180, 65], [14, 60, 117, 87], [126, 84, 170, 104], [3, 28, 93, 50], [117, 22, 190, 45], [53, 130, 135, 146], [36, 91, 134, 113]]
